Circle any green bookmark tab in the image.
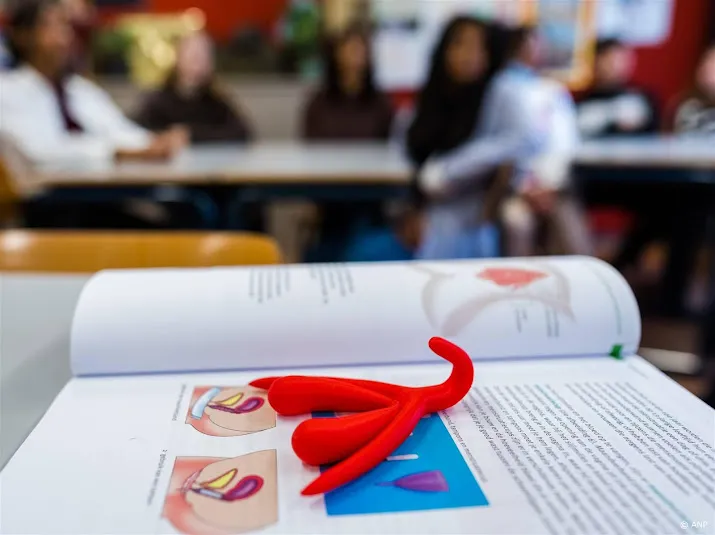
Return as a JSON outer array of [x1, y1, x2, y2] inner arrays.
[[609, 344, 624, 360]]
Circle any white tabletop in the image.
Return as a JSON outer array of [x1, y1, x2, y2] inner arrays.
[[31, 138, 715, 191], [0, 274, 89, 469], [35, 142, 412, 187], [575, 136, 715, 170]]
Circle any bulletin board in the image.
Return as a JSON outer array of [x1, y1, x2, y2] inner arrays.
[[371, 0, 597, 91]]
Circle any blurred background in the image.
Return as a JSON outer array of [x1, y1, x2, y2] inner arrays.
[[0, 0, 713, 404]]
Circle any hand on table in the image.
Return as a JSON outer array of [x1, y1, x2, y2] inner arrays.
[[113, 126, 189, 162], [161, 125, 191, 152], [418, 159, 450, 199], [114, 141, 172, 162]]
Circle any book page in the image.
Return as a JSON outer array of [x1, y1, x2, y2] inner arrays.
[[70, 256, 641, 376], [2, 356, 712, 534]]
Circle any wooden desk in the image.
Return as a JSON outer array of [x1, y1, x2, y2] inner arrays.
[[0, 274, 89, 469], [34, 143, 412, 187]]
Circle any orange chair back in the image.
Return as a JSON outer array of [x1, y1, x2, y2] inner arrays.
[[0, 231, 282, 273]]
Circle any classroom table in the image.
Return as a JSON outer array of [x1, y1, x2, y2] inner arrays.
[[0, 274, 88, 469], [213, 143, 412, 228], [27, 137, 715, 230], [30, 143, 413, 229], [576, 136, 715, 174], [31, 137, 715, 187], [34, 143, 411, 187], [574, 136, 715, 317]]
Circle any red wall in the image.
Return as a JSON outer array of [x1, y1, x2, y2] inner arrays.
[[96, 0, 710, 110], [629, 0, 712, 112], [98, 0, 288, 42]]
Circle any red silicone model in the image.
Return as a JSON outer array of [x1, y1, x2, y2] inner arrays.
[[249, 336, 473, 496]]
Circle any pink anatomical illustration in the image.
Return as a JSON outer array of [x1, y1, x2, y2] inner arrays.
[[186, 387, 276, 437], [163, 451, 278, 534], [411, 263, 574, 337], [476, 267, 548, 289]]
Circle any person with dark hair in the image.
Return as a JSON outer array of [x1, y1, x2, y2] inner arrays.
[[406, 18, 501, 171], [404, 17, 509, 259], [302, 25, 394, 140], [134, 31, 253, 144], [345, 18, 539, 261], [300, 25, 394, 262], [0, 0, 185, 163], [671, 43, 715, 134], [577, 38, 659, 138]]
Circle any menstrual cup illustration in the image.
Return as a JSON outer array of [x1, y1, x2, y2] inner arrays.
[[186, 387, 276, 437], [376, 470, 449, 493]]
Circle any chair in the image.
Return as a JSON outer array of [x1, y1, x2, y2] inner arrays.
[[0, 158, 19, 227], [0, 231, 282, 273]]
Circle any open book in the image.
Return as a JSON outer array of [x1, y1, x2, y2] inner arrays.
[[2, 257, 713, 535]]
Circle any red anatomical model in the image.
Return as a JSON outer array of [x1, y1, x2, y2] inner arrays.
[[250, 336, 473, 496]]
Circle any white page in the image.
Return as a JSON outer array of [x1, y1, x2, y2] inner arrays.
[[2, 356, 712, 534], [70, 257, 641, 376]]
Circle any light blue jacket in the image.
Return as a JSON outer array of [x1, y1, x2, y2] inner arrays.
[[414, 63, 549, 260]]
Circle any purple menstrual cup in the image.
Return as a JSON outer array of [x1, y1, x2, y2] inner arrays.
[[376, 471, 449, 492]]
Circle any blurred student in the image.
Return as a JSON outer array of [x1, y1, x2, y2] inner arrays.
[[346, 17, 533, 262], [577, 38, 658, 138], [301, 25, 394, 261], [497, 27, 592, 257], [671, 43, 715, 134], [302, 25, 394, 141], [0, 0, 185, 164], [135, 31, 253, 144], [406, 17, 508, 259]]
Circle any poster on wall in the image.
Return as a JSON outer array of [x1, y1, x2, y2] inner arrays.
[[596, 0, 674, 45], [372, 0, 596, 91], [533, 0, 597, 89]]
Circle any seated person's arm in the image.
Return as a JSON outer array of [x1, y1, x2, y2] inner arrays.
[[523, 88, 581, 192], [424, 83, 542, 192], [1, 79, 183, 163], [576, 100, 612, 138]]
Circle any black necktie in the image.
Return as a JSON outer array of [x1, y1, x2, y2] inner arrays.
[[52, 79, 84, 133]]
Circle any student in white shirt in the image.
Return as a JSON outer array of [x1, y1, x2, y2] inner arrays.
[[497, 27, 592, 257], [1, 0, 187, 164]]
